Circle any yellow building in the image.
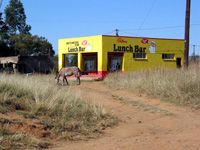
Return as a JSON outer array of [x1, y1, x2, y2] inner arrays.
[[58, 35, 184, 78]]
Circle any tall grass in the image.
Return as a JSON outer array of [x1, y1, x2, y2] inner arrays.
[[105, 64, 200, 108], [0, 74, 118, 141]]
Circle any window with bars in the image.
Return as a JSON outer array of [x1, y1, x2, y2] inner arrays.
[[162, 54, 175, 60], [133, 53, 146, 59]]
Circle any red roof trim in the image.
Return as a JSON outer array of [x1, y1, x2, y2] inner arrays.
[[102, 35, 184, 41]]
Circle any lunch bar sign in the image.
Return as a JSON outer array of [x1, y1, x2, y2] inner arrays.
[[113, 38, 156, 53], [67, 40, 92, 52], [67, 41, 86, 52]]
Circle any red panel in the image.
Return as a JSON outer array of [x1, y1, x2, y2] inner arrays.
[[98, 71, 108, 79], [108, 52, 124, 57], [102, 35, 184, 41], [82, 53, 97, 58]]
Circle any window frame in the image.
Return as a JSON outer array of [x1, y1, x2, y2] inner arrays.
[[133, 53, 147, 59], [162, 54, 175, 60]]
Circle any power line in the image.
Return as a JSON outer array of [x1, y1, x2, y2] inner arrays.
[[136, 0, 157, 36], [120, 24, 200, 31], [119, 30, 137, 36], [104, 30, 115, 35]]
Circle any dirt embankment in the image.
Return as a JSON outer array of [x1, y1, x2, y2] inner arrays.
[[51, 81, 200, 150]]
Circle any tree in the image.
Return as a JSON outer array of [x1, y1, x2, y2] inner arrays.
[[0, 0, 55, 57], [33, 36, 55, 56], [10, 33, 55, 56], [0, 12, 12, 56], [10, 33, 32, 56], [0, 12, 9, 41], [4, 0, 31, 35]]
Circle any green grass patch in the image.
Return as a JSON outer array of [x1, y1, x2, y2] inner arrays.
[[112, 95, 172, 115], [129, 101, 172, 115]]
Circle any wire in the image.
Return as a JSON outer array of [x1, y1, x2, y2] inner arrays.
[[136, 0, 157, 36], [119, 30, 137, 36], [120, 24, 200, 31], [104, 30, 115, 35]]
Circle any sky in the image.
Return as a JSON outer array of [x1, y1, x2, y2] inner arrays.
[[0, 0, 200, 56]]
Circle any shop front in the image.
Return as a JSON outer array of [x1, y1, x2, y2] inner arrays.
[[58, 35, 184, 78]]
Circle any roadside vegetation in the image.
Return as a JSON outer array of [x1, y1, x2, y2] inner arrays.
[[105, 63, 200, 109], [0, 74, 118, 149]]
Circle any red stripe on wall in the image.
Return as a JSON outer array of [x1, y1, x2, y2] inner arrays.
[[102, 35, 184, 41]]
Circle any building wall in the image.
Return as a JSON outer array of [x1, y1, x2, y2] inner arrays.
[[102, 35, 184, 71], [58, 35, 103, 71]]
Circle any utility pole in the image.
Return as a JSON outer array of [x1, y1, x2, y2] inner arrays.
[[193, 45, 195, 56], [116, 29, 119, 36], [0, 0, 2, 8], [183, 0, 191, 69]]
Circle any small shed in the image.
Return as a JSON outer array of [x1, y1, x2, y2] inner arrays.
[[0, 56, 57, 74]]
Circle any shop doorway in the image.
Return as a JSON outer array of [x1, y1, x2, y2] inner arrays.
[[108, 52, 123, 72], [108, 57, 120, 72], [84, 58, 95, 71], [82, 53, 97, 75], [176, 58, 182, 68]]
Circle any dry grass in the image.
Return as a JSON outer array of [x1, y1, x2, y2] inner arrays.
[[0, 73, 118, 149], [105, 64, 200, 109]]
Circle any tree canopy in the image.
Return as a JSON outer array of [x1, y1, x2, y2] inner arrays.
[[10, 34, 55, 56], [4, 0, 31, 35], [0, 12, 12, 57], [0, 0, 55, 57]]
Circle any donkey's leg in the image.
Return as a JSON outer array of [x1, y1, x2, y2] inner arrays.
[[62, 76, 65, 86], [78, 76, 80, 85], [65, 76, 69, 85], [75, 76, 78, 85]]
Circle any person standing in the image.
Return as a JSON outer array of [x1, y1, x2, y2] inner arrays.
[[116, 63, 120, 71]]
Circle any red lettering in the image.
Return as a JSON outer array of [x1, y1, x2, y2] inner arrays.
[[117, 38, 127, 43]]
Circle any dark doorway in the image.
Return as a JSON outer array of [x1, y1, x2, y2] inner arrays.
[[107, 52, 124, 72], [176, 58, 182, 68]]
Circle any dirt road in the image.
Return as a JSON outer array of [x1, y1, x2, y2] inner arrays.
[[51, 81, 200, 150]]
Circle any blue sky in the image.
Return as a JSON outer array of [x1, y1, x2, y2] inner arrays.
[[0, 0, 200, 56]]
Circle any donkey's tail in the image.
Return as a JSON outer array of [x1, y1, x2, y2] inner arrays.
[[78, 68, 82, 77]]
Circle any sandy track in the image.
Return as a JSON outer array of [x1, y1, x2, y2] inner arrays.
[[51, 81, 200, 150]]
